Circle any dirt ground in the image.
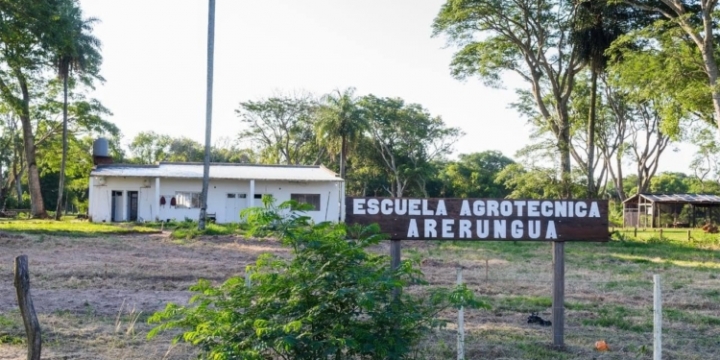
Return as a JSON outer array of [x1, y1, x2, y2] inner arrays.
[[1, 232, 719, 359]]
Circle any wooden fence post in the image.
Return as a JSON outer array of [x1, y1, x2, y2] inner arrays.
[[457, 266, 465, 360], [552, 241, 565, 348], [14, 255, 41, 360]]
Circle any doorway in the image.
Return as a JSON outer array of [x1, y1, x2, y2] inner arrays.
[[111, 191, 123, 222], [127, 191, 138, 222], [225, 193, 246, 223]]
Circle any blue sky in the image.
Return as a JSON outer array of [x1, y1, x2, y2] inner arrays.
[[79, 0, 694, 173]]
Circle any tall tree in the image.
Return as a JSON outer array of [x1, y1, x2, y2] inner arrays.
[[360, 95, 462, 198], [433, 0, 584, 198], [315, 88, 366, 180], [571, 0, 635, 197], [0, 0, 69, 218], [624, 0, 720, 130], [237, 94, 324, 165], [51, 0, 102, 219]]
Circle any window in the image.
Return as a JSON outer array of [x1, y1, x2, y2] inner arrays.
[[227, 194, 236, 199], [254, 194, 264, 199], [176, 192, 201, 208], [291, 194, 321, 211], [227, 193, 247, 199]]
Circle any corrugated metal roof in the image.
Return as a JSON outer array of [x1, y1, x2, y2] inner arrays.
[[90, 162, 342, 182], [624, 193, 720, 204]]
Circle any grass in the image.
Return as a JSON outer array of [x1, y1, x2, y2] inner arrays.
[[0, 218, 160, 237], [1, 225, 718, 359]]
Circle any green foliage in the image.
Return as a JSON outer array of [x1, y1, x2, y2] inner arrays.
[[149, 201, 480, 360], [438, 151, 514, 198]]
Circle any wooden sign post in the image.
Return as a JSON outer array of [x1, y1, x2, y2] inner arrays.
[[345, 197, 609, 348]]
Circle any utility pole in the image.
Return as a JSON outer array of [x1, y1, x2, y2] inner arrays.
[[199, 0, 215, 230]]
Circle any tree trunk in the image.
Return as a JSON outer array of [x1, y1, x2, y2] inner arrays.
[[587, 70, 598, 198], [55, 76, 69, 220], [559, 113, 573, 199], [16, 74, 46, 218]]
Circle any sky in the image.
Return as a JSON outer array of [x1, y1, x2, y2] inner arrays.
[[78, 0, 695, 174]]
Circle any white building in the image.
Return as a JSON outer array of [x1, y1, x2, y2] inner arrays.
[[88, 162, 344, 224]]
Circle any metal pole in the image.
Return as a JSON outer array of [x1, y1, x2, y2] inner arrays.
[[654, 274, 662, 360], [552, 241, 565, 348], [199, 0, 216, 230], [457, 266, 465, 360]]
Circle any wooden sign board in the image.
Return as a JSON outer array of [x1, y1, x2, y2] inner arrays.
[[345, 197, 609, 241]]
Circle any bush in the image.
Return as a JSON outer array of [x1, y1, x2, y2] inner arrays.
[[149, 200, 480, 360]]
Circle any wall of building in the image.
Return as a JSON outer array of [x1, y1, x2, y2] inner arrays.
[[89, 176, 343, 224]]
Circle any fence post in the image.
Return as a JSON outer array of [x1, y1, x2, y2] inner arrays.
[[457, 266, 464, 360], [659, 228, 663, 240], [245, 270, 251, 288], [634, 227, 638, 237], [687, 230, 691, 241], [14, 255, 41, 360], [653, 274, 662, 360]]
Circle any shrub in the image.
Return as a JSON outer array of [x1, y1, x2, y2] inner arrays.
[[149, 200, 480, 360]]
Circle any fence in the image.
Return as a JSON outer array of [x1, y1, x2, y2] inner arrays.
[[403, 239, 720, 359]]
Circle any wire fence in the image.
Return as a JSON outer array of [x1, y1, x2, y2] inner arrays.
[[426, 263, 720, 360]]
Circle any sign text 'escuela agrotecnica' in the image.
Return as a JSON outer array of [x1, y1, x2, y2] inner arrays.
[[345, 198, 609, 241]]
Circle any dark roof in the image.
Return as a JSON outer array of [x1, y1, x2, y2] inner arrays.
[[624, 193, 720, 205]]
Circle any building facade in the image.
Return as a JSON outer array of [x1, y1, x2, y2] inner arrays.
[[88, 163, 344, 224]]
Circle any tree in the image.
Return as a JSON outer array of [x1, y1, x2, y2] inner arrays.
[[623, 0, 720, 130], [571, 0, 636, 197], [440, 151, 514, 198], [315, 87, 367, 180], [128, 131, 171, 164], [688, 126, 720, 190], [360, 95, 462, 198], [433, 0, 584, 198], [237, 94, 324, 165], [0, 0, 68, 217], [51, 0, 102, 219]]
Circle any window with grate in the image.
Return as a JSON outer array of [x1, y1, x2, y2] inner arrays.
[[291, 194, 321, 211]]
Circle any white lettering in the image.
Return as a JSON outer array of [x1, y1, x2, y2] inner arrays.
[[395, 199, 407, 215], [500, 201, 513, 216], [442, 219, 454, 238], [569, 201, 574, 217], [380, 199, 393, 215], [589, 202, 600, 217], [422, 199, 433, 216], [514, 201, 527, 216], [511, 220, 523, 239], [545, 220, 557, 239], [554, 201, 567, 217], [541, 201, 553, 217], [353, 199, 366, 215], [407, 219, 419, 238], [473, 200, 485, 216], [424, 219, 437, 238], [460, 200, 472, 216], [493, 219, 506, 238], [575, 201, 587, 217], [529, 220, 541, 239], [476, 220, 489, 238], [367, 199, 379, 215], [408, 199, 421, 215], [436, 200, 448, 216], [487, 200, 499, 216], [459, 220, 472, 238], [528, 201, 540, 217]]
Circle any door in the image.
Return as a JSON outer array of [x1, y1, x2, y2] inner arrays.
[[111, 191, 123, 222], [127, 191, 139, 222], [225, 193, 246, 223]]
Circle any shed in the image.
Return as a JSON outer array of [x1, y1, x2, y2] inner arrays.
[[88, 162, 344, 224], [622, 193, 720, 228]]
